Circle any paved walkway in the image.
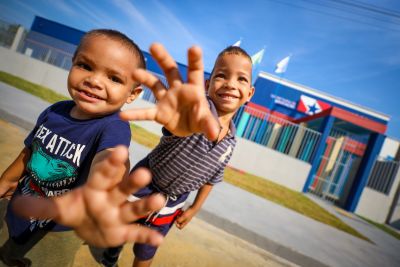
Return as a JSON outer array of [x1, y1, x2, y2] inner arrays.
[[1, 82, 400, 267]]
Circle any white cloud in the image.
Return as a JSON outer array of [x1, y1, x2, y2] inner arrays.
[[68, 1, 122, 29], [111, 0, 159, 38], [13, 0, 46, 17], [152, 0, 197, 45], [52, 0, 77, 17]]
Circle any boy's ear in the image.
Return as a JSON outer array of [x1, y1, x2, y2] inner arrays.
[[126, 85, 143, 104], [247, 86, 255, 101]]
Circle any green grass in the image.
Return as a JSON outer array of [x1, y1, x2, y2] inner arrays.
[[129, 124, 160, 149], [358, 215, 400, 240], [0, 70, 371, 241], [0, 71, 69, 103]]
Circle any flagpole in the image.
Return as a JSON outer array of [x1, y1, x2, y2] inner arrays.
[[269, 55, 291, 114], [251, 46, 266, 85], [268, 72, 285, 114]]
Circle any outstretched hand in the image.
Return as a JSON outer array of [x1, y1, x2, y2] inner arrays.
[[120, 43, 220, 141], [12, 146, 166, 248]]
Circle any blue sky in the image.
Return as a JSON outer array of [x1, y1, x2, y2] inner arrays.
[[1, 0, 400, 139]]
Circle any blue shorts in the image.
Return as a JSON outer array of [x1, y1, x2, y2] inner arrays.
[[131, 183, 189, 260]]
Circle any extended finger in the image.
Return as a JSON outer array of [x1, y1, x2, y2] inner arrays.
[[187, 46, 204, 86], [132, 68, 167, 99], [119, 108, 157, 122], [200, 113, 220, 141], [150, 43, 182, 88], [118, 167, 152, 196], [86, 146, 129, 190], [120, 193, 165, 223]]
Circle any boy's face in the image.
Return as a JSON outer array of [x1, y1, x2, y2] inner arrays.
[[206, 53, 254, 117], [68, 35, 141, 119]]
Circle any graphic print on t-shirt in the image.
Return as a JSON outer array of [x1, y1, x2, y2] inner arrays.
[[21, 120, 90, 199], [27, 141, 77, 189]]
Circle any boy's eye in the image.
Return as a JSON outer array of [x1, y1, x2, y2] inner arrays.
[[239, 76, 249, 83], [214, 73, 225, 79], [110, 76, 123, 84], [76, 62, 91, 71]]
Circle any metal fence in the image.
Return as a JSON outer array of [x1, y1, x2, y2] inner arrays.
[[367, 157, 399, 195], [233, 105, 322, 163], [19, 31, 76, 70], [0, 19, 20, 48]]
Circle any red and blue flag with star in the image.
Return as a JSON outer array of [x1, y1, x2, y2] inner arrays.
[[297, 95, 331, 115]]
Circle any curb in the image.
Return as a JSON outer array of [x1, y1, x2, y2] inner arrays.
[[197, 208, 330, 267], [0, 109, 35, 131]]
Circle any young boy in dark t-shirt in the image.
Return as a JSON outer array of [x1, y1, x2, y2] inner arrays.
[[0, 29, 145, 266]]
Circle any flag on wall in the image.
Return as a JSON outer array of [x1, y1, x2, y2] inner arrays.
[[232, 39, 241, 47], [297, 95, 331, 115], [274, 56, 290, 74]]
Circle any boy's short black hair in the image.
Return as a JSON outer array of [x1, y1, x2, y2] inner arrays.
[[216, 46, 252, 64], [73, 29, 146, 69], [210, 46, 253, 82]]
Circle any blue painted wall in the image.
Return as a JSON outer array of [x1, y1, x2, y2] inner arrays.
[[31, 16, 84, 46]]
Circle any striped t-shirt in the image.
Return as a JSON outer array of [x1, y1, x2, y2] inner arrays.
[[147, 99, 236, 197]]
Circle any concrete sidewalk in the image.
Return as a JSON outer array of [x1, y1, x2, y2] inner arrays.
[[1, 82, 400, 267]]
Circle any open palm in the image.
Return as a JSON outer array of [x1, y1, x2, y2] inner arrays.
[[120, 43, 220, 141]]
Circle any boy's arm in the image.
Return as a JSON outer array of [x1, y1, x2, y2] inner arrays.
[[0, 147, 31, 199], [175, 183, 213, 229], [12, 146, 166, 248], [120, 43, 220, 141]]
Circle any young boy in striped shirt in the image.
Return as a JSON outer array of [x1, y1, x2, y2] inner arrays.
[[101, 43, 255, 267]]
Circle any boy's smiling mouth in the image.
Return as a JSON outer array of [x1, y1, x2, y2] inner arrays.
[[218, 92, 239, 100], [77, 89, 103, 101]]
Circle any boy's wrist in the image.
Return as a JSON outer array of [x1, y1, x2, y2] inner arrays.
[[188, 205, 201, 213], [0, 176, 18, 183]]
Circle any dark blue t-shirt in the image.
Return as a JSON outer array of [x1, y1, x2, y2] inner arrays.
[[6, 100, 131, 237]]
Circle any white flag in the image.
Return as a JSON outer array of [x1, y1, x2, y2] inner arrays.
[[232, 39, 241, 47], [275, 56, 290, 74], [251, 48, 265, 66]]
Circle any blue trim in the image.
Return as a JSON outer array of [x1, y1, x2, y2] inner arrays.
[[255, 119, 267, 143], [236, 112, 250, 137], [345, 133, 385, 212], [302, 115, 335, 192]]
